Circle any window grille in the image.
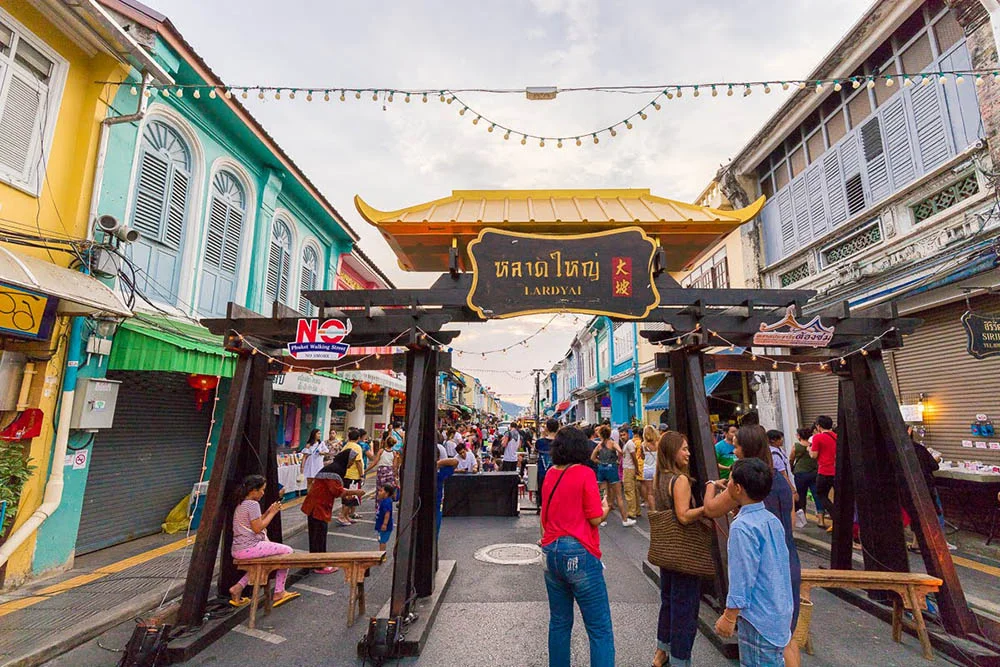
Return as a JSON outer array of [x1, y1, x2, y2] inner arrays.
[[821, 223, 882, 265], [911, 173, 979, 222], [779, 263, 811, 287]]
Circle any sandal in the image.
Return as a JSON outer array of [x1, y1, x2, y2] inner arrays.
[[335, 519, 352, 527], [271, 591, 301, 608], [228, 597, 251, 608]]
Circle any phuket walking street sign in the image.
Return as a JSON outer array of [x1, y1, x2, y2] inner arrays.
[[465, 227, 660, 319], [961, 310, 1000, 359], [287, 318, 352, 359]]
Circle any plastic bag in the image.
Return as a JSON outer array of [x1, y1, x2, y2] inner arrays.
[[161, 494, 191, 534]]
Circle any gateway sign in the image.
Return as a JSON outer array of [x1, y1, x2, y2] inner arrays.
[[273, 371, 346, 397], [466, 227, 660, 319], [287, 318, 351, 360]]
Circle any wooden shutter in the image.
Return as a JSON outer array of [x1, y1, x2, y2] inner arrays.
[[791, 177, 811, 246], [298, 248, 317, 315], [131, 149, 169, 240], [0, 68, 42, 183], [910, 79, 952, 172], [221, 208, 242, 274], [881, 97, 916, 190], [204, 197, 227, 268], [266, 241, 282, 303], [163, 169, 187, 249], [777, 189, 795, 255], [804, 162, 828, 238], [860, 116, 889, 203], [822, 150, 848, 228]]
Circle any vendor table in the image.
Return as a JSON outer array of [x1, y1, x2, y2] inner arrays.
[[277, 463, 307, 496], [933, 468, 1000, 537], [442, 472, 520, 517]]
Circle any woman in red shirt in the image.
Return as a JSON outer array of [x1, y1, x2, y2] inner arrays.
[[540, 426, 614, 667]]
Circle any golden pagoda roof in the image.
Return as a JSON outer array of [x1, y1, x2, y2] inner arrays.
[[355, 188, 764, 272]]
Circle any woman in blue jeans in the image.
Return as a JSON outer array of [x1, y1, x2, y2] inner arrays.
[[590, 424, 636, 527], [540, 426, 614, 667], [650, 430, 707, 667]]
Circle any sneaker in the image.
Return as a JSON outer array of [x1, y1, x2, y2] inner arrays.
[[946, 542, 958, 551], [622, 518, 637, 527], [600, 521, 608, 527], [794, 509, 807, 529]]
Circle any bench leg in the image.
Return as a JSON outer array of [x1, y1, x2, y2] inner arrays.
[[906, 588, 934, 660], [892, 598, 902, 644], [357, 581, 366, 618], [347, 567, 358, 627], [263, 579, 274, 618], [248, 583, 261, 630]]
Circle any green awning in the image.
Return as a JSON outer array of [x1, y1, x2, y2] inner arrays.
[[109, 314, 237, 377], [317, 371, 354, 396]]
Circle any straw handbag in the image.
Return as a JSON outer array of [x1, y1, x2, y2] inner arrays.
[[647, 475, 715, 578]]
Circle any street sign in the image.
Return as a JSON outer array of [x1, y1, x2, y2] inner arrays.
[[961, 311, 1000, 359], [465, 227, 660, 319], [753, 305, 835, 348], [287, 318, 352, 360]]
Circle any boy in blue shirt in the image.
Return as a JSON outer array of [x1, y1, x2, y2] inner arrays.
[[375, 484, 395, 552], [715, 458, 793, 667]]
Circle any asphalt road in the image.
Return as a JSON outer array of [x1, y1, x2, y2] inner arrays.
[[49, 506, 954, 666]]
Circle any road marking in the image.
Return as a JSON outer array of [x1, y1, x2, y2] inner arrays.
[[295, 584, 335, 596], [233, 624, 286, 644], [327, 533, 380, 542]]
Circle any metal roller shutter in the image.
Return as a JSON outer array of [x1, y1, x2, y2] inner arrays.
[[796, 371, 839, 429], [893, 296, 1000, 465], [76, 372, 211, 554]]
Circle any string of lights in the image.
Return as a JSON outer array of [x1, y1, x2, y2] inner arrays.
[[106, 68, 997, 147], [231, 329, 410, 374], [703, 327, 899, 371], [418, 312, 580, 357]]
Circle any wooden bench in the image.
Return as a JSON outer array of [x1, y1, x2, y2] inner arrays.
[[800, 568, 943, 660], [234, 550, 386, 629]]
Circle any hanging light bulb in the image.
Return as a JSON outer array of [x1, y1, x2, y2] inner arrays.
[[866, 77, 876, 89], [355, 90, 361, 99], [711, 85, 718, 97], [640, 111, 648, 120], [487, 124, 494, 132], [288, 90, 295, 99], [387, 92, 394, 102], [938, 74, 948, 85], [763, 84, 771, 94], [885, 76, 894, 87], [258, 89, 265, 100], [447, 96, 454, 104], [921, 75, 930, 86], [814, 81, 823, 93], [440, 92, 446, 102], [576, 137, 582, 146], [422, 93, 428, 103], [404, 93, 411, 102], [609, 127, 617, 137], [195, 88, 204, 99], [520, 135, 527, 145], [143, 88, 152, 97], [557, 139, 563, 148], [653, 101, 662, 110], [161, 88, 170, 97], [744, 84, 752, 97], [459, 107, 466, 116], [592, 134, 599, 144], [539, 138, 545, 147], [976, 74, 984, 86], [751, 354, 757, 361], [372, 91, 378, 101], [693, 86, 700, 97], [903, 76, 913, 87], [275, 89, 282, 99], [472, 115, 480, 125], [241, 89, 248, 99], [797, 81, 807, 90], [795, 363, 802, 372], [772, 360, 779, 370], [834, 80, 842, 91], [175, 88, 183, 97], [306, 91, 313, 101], [840, 357, 847, 366], [504, 131, 511, 140], [781, 81, 789, 90], [727, 84, 734, 96], [861, 348, 869, 356], [851, 78, 861, 89], [675, 86, 682, 98]]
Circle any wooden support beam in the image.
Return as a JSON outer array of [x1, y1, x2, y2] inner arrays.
[[641, 313, 921, 339], [833, 378, 858, 570], [862, 352, 979, 636], [201, 313, 459, 342], [700, 353, 838, 374], [269, 351, 453, 373], [177, 354, 253, 626]]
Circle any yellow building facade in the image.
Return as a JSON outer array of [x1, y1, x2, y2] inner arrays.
[[0, 1, 166, 586]]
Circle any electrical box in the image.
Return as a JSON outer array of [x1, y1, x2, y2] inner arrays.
[[69, 377, 122, 430], [0, 351, 26, 411]]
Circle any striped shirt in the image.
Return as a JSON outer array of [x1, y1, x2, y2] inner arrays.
[[232, 499, 264, 552]]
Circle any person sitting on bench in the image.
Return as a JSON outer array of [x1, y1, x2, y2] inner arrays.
[[229, 474, 298, 608]]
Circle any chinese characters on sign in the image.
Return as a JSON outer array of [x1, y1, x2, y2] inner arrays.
[[466, 227, 660, 319], [961, 311, 1000, 359]]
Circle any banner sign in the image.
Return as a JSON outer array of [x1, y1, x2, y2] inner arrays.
[[287, 318, 351, 360], [0, 283, 58, 341], [272, 371, 345, 397], [365, 390, 385, 415], [753, 306, 835, 348], [961, 311, 1000, 359], [466, 227, 660, 319]]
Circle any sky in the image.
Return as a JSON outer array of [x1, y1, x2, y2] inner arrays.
[[143, 0, 872, 405]]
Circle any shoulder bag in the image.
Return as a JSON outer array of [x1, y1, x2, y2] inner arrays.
[[647, 474, 716, 578]]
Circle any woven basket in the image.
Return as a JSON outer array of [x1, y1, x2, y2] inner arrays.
[[793, 597, 815, 653]]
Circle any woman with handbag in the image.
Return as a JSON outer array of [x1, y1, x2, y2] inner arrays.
[[540, 426, 614, 667], [648, 430, 712, 667], [703, 424, 802, 667]]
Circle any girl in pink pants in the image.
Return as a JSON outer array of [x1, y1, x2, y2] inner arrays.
[[229, 475, 295, 605]]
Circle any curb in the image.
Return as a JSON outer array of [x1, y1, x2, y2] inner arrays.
[[2, 519, 308, 667]]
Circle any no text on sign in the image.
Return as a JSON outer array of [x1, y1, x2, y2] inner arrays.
[[465, 227, 660, 319]]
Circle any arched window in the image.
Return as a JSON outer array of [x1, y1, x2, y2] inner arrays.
[[198, 170, 247, 316], [265, 219, 292, 304], [131, 120, 191, 249], [298, 245, 320, 315]]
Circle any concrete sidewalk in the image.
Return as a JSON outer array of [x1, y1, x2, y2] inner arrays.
[[0, 500, 309, 667]]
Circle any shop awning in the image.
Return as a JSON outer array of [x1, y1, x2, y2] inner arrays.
[[273, 371, 353, 397], [0, 246, 131, 316], [108, 314, 236, 377], [555, 400, 571, 412], [645, 371, 729, 411]]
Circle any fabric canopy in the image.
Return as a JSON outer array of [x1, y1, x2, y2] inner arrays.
[[645, 371, 729, 411], [108, 314, 237, 377]]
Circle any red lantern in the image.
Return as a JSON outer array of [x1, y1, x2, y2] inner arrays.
[[187, 374, 220, 411], [371, 384, 382, 393], [360, 381, 372, 392]]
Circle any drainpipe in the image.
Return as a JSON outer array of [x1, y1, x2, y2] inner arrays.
[[86, 73, 150, 240], [632, 322, 641, 424], [0, 316, 84, 568]]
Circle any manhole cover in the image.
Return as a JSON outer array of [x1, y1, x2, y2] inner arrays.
[[473, 543, 543, 565]]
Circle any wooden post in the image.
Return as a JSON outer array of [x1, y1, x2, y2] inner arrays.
[[832, 376, 858, 570], [668, 349, 729, 604], [391, 343, 436, 616], [413, 347, 440, 597], [862, 352, 978, 636], [177, 354, 253, 627]]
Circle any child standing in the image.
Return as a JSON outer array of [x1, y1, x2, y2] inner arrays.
[[375, 484, 395, 552], [715, 458, 793, 667]]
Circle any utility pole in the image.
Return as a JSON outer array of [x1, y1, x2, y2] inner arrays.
[[532, 368, 544, 434]]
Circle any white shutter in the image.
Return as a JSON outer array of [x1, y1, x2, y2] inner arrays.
[[278, 252, 290, 304], [910, 81, 952, 171], [881, 97, 916, 189], [204, 197, 227, 268], [822, 150, 848, 228], [777, 189, 795, 254], [163, 168, 188, 249], [131, 149, 169, 240], [221, 208, 242, 274], [791, 177, 811, 245], [266, 241, 281, 303], [0, 68, 43, 185], [860, 116, 889, 203], [298, 265, 315, 315], [805, 162, 828, 238]]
